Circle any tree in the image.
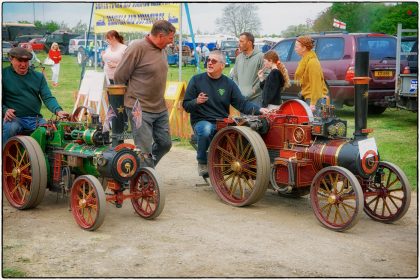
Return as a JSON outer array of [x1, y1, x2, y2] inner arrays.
[[280, 24, 313, 38], [312, 8, 335, 32], [71, 20, 88, 35], [58, 21, 70, 31], [215, 3, 261, 37], [371, 3, 418, 34], [34, 20, 60, 33], [314, 2, 418, 34]]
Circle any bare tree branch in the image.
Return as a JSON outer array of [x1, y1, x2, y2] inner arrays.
[[216, 3, 261, 37]]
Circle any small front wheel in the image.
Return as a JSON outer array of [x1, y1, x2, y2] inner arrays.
[[130, 167, 165, 219], [363, 161, 411, 223], [310, 166, 364, 231], [70, 175, 106, 231]]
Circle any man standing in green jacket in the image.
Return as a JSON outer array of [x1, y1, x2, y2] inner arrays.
[[2, 47, 68, 145], [232, 32, 264, 105]]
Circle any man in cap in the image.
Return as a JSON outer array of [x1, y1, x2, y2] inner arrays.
[[2, 47, 68, 145]]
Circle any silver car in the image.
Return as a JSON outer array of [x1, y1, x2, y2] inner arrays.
[[2, 41, 12, 61]]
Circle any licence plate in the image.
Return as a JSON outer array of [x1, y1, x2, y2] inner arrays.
[[374, 70, 393, 78]]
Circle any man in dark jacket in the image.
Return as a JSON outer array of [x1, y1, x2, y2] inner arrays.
[[183, 50, 268, 176], [2, 47, 68, 145]]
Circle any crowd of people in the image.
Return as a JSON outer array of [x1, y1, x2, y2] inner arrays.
[[2, 20, 327, 177]]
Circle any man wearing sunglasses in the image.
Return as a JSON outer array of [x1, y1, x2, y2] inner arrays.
[[114, 20, 175, 168], [2, 47, 68, 145], [183, 50, 269, 177]]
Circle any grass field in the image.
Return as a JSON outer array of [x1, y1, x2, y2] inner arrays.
[[3, 53, 418, 189]]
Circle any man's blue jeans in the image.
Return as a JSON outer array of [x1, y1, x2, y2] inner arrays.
[[193, 120, 216, 164], [2, 116, 46, 145], [126, 108, 172, 168]]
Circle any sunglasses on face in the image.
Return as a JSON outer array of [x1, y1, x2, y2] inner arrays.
[[206, 58, 219, 64]]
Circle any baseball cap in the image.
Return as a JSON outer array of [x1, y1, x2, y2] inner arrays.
[[9, 47, 33, 61]]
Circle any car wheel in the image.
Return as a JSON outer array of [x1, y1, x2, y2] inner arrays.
[[368, 105, 387, 115]]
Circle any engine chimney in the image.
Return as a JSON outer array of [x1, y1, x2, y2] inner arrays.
[[353, 51, 370, 139], [107, 85, 127, 147]]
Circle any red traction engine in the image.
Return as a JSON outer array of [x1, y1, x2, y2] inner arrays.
[[3, 93, 164, 231], [207, 52, 411, 231]]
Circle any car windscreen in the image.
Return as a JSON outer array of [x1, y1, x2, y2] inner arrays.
[[401, 37, 417, 60], [315, 37, 345, 60], [357, 37, 396, 60], [272, 40, 294, 61]]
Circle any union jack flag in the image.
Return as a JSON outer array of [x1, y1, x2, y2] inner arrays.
[[103, 105, 116, 132], [132, 99, 142, 129]]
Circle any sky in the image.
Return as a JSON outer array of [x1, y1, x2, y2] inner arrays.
[[2, 2, 331, 36]]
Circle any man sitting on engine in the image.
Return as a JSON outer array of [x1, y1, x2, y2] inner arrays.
[[2, 47, 68, 145], [183, 50, 269, 177]]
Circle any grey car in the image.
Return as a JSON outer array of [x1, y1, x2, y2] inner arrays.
[[2, 41, 12, 61]]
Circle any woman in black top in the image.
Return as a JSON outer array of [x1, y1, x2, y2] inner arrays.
[[258, 50, 291, 108]]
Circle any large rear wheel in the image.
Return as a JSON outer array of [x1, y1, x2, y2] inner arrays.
[[310, 166, 364, 231], [208, 126, 270, 206], [363, 161, 411, 223], [3, 136, 47, 209]]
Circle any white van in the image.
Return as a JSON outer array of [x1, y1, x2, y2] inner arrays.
[[68, 39, 105, 55]]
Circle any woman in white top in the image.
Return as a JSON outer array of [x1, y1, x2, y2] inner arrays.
[[101, 30, 127, 85]]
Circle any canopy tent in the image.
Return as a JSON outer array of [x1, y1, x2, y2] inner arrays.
[[80, 3, 199, 85]]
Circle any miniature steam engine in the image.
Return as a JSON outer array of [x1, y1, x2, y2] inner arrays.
[[3, 86, 164, 231], [207, 52, 411, 231]]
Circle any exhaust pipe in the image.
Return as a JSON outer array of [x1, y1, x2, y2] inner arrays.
[[353, 51, 370, 139]]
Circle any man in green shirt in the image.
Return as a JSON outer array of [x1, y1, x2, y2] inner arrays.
[[2, 47, 68, 145]]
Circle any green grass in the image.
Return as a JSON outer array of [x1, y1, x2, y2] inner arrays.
[[2, 268, 26, 277], [2, 54, 417, 189], [336, 106, 418, 189]]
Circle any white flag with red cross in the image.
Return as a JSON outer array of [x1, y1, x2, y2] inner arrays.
[[333, 18, 346, 30]]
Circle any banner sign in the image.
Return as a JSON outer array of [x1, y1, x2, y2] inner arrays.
[[94, 3, 180, 33], [333, 18, 346, 30]]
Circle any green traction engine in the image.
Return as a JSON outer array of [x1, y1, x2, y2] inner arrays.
[[3, 103, 165, 231]]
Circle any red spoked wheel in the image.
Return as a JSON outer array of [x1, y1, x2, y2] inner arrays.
[[363, 161, 411, 223], [3, 136, 47, 209], [208, 126, 270, 206], [310, 166, 364, 231], [70, 175, 106, 231], [130, 167, 165, 219]]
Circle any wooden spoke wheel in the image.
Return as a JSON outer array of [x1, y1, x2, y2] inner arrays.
[[130, 167, 165, 219], [70, 175, 106, 231], [310, 166, 364, 231], [363, 161, 411, 223], [208, 126, 270, 206], [3, 136, 47, 209]]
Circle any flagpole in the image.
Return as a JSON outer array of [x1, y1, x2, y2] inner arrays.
[[79, 3, 95, 89], [178, 4, 182, 82], [184, 3, 200, 73]]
